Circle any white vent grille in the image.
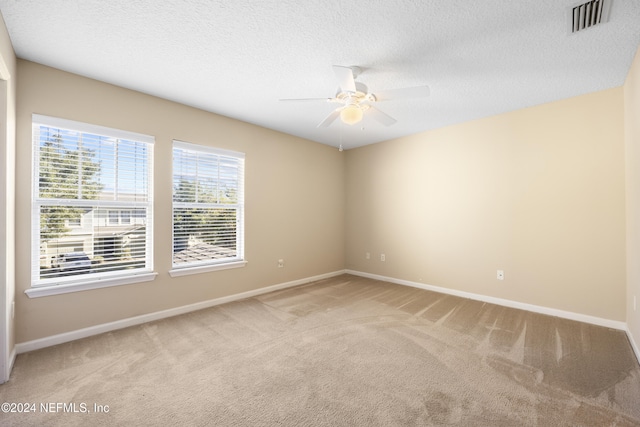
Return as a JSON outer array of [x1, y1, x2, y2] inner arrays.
[[569, 0, 611, 33]]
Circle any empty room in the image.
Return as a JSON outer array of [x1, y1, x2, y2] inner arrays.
[[1, 0, 640, 425]]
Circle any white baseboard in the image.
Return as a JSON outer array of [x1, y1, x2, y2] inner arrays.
[[346, 270, 628, 331], [627, 327, 640, 367], [16, 270, 346, 354]]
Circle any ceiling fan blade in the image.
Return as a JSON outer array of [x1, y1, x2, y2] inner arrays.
[[373, 85, 430, 102], [367, 106, 397, 126], [317, 109, 341, 128], [279, 97, 331, 102], [333, 65, 357, 93]]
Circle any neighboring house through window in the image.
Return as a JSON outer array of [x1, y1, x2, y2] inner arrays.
[[171, 140, 245, 275], [29, 114, 155, 296]]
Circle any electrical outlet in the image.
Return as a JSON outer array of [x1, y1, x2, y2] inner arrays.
[[497, 270, 504, 280], [278, 259, 284, 268], [381, 254, 386, 262], [366, 252, 370, 260], [11, 301, 15, 319]]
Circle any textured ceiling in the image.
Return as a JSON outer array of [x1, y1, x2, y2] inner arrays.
[[1, 0, 640, 149]]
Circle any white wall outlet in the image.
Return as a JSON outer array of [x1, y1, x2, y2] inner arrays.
[[278, 259, 284, 268], [366, 252, 370, 260], [381, 254, 386, 262], [497, 270, 504, 280], [11, 301, 15, 319]]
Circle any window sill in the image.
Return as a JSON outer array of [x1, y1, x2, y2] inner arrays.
[[25, 272, 158, 298], [169, 260, 247, 277]]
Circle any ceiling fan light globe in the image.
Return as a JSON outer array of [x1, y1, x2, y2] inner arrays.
[[340, 105, 363, 125]]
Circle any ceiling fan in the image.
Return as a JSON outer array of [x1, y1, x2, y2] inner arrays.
[[279, 65, 430, 128]]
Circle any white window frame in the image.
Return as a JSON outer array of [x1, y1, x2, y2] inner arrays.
[[27, 114, 156, 298], [169, 140, 246, 277]]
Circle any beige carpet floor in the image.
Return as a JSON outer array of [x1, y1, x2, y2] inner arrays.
[[1, 274, 640, 426]]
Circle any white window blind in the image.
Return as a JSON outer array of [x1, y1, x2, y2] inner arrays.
[[32, 115, 154, 287], [172, 140, 245, 269]]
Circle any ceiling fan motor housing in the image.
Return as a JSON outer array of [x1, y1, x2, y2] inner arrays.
[[335, 82, 375, 104]]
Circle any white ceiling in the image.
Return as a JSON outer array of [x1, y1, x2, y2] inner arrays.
[[1, 0, 639, 149]]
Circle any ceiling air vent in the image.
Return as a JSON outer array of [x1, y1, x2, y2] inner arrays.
[[569, 0, 612, 33]]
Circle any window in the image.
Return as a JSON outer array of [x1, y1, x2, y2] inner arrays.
[[121, 210, 131, 225], [30, 114, 154, 296], [108, 210, 119, 225], [171, 140, 245, 274], [67, 216, 82, 228]]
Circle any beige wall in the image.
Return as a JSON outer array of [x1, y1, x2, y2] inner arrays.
[[0, 13, 16, 382], [625, 45, 640, 350], [345, 88, 626, 321], [15, 60, 345, 343]]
